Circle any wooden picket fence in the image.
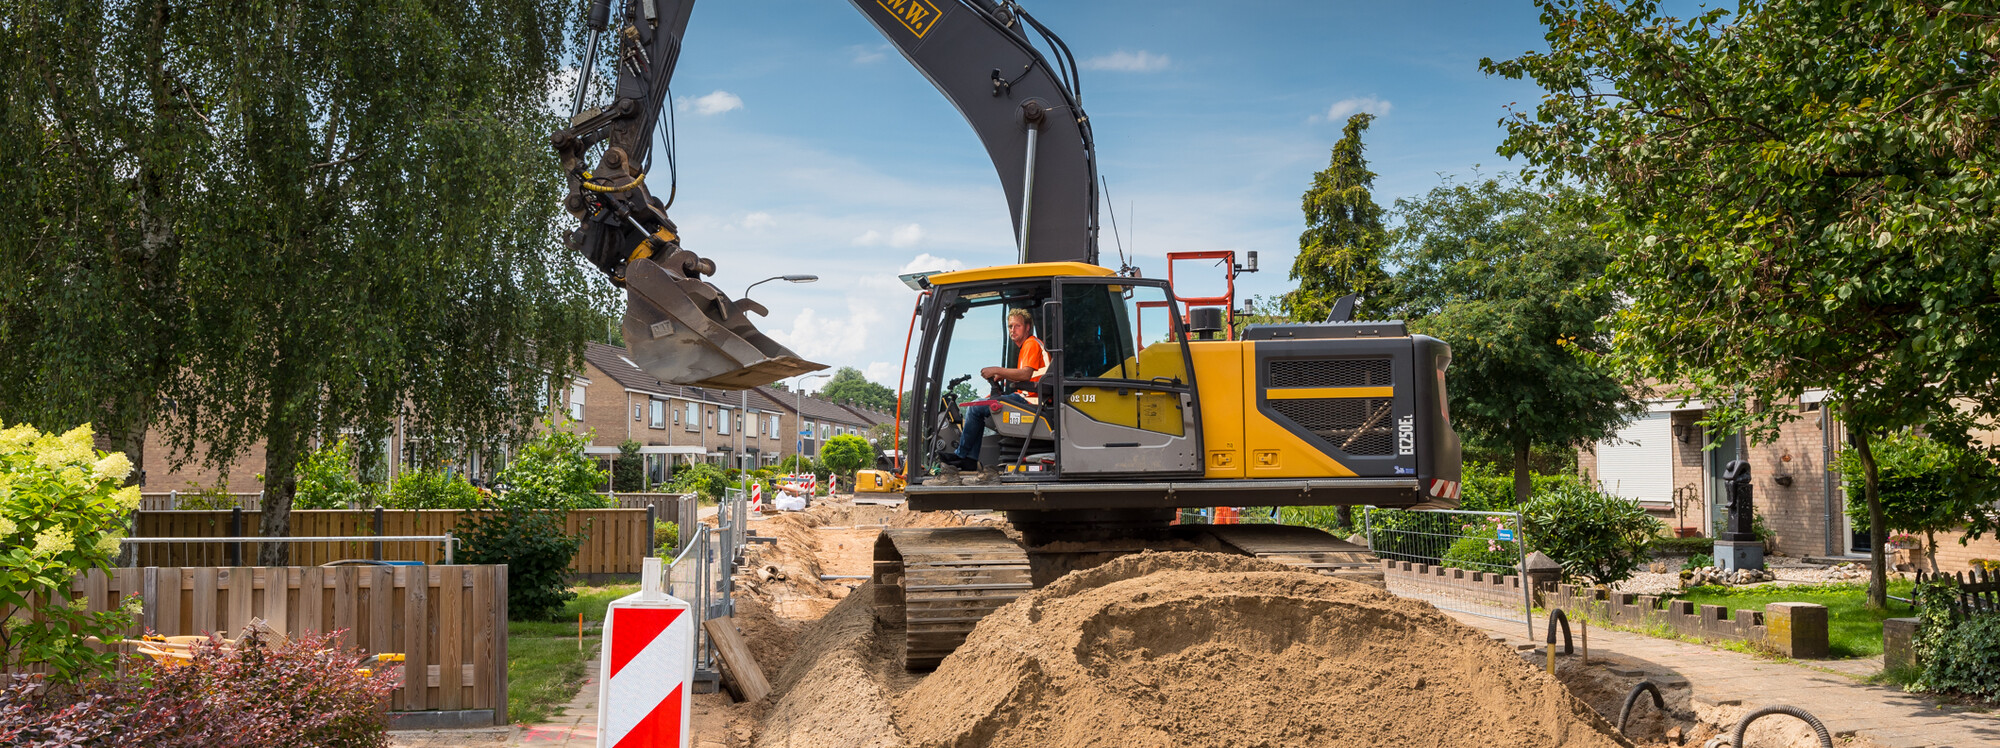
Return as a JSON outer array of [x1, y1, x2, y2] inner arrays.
[[130, 508, 654, 574], [1916, 568, 2000, 619], [61, 565, 507, 722]]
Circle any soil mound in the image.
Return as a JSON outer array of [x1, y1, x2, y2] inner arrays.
[[896, 552, 1632, 748]]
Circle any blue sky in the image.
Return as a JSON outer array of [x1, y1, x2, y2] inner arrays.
[[622, 0, 1562, 391]]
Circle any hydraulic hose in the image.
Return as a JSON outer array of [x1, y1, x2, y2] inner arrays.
[[1616, 681, 1665, 735], [1729, 705, 1833, 748]]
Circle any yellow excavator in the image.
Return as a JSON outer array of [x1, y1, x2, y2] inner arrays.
[[553, 0, 1463, 669]]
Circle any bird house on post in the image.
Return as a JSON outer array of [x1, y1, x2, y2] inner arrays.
[[1714, 459, 1765, 571]]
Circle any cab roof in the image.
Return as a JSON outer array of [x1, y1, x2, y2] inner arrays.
[[925, 262, 1114, 287]]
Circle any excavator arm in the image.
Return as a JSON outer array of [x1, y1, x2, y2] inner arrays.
[[550, 0, 1097, 390]]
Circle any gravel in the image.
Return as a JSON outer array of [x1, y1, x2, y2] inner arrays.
[[1612, 559, 1871, 595]]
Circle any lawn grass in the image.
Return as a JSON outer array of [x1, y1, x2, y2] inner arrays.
[[1665, 579, 1918, 658], [506, 584, 639, 724]]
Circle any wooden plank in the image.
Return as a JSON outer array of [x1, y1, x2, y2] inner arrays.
[[368, 566, 393, 656], [333, 566, 359, 650], [437, 566, 464, 711], [470, 566, 494, 711], [491, 563, 508, 726], [225, 566, 252, 638], [399, 566, 430, 711], [262, 567, 290, 638], [156, 568, 183, 636], [297, 566, 324, 637], [703, 616, 771, 703], [191, 567, 218, 635]]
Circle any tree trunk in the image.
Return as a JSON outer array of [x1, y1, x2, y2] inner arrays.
[[259, 423, 300, 566], [1854, 429, 1889, 609], [1336, 505, 1354, 532], [1512, 431, 1532, 505], [1926, 529, 1939, 574]]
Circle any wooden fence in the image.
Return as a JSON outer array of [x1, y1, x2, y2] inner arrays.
[[131, 508, 654, 574], [1916, 568, 2000, 618], [64, 565, 507, 723]]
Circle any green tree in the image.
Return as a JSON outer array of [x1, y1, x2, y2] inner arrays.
[[496, 428, 609, 512], [820, 434, 876, 490], [383, 469, 484, 510], [1285, 114, 1390, 323], [820, 367, 896, 412], [1487, 0, 2000, 607], [0, 423, 140, 680], [612, 440, 645, 492], [0, 0, 607, 565], [669, 462, 727, 501], [1380, 178, 1641, 502], [1837, 431, 2000, 573]]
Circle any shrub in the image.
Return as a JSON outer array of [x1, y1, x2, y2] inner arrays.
[[1684, 553, 1714, 571], [456, 507, 582, 621], [654, 520, 679, 556], [176, 480, 243, 510], [0, 628, 397, 747], [612, 440, 645, 491], [1910, 578, 2000, 701], [381, 468, 483, 510], [820, 435, 876, 490], [1440, 515, 1522, 573], [1457, 461, 1584, 511], [1837, 431, 2000, 570], [670, 462, 727, 502], [0, 422, 141, 681], [497, 428, 609, 511], [294, 438, 380, 509], [1519, 482, 1665, 586]]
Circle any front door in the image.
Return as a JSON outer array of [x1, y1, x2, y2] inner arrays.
[[1050, 279, 1203, 478]]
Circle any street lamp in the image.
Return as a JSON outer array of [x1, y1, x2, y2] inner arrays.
[[795, 372, 831, 466], [743, 274, 819, 300]]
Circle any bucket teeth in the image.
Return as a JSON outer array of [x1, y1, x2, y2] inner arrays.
[[620, 257, 826, 390]]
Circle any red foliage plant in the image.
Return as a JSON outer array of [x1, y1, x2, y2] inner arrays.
[[0, 628, 398, 748]]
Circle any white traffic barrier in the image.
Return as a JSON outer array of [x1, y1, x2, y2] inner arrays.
[[597, 556, 694, 747], [747, 483, 764, 513]]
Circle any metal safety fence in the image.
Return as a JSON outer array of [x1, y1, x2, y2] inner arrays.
[[1365, 507, 1533, 639], [659, 488, 748, 686]]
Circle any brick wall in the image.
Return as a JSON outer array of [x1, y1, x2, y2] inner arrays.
[[1742, 409, 1838, 557], [1922, 529, 2000, 573], [138, 429, 268, 494]]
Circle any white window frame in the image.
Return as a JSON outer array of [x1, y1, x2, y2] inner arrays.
[[649, 400, 666, 429], [718, 408, 731, 436], [769, 414, 781, 439], [568, 384, 586, 421], [684, 402, 699, 432]]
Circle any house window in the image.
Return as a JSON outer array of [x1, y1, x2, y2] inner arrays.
[[650, 400, 666, 428], [718, 409, 731, 436], [568, 385, 586, 421], [684, 402, 699, 432], [769, 414, 780, 439], [633, 403, 642, 421], [737, 414, 744, 433]]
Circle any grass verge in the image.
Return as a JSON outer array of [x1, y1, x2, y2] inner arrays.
[[1665, 579, 1916, 658], [507, 584, 639, 724]]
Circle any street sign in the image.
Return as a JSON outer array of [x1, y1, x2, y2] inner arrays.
[[1497, 527, 1515, 542]]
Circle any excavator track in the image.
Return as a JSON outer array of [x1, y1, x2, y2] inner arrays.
[[872, 526, 1033, 670]]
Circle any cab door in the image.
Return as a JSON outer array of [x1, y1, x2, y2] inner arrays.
[[1050, 279, 1203, 478]]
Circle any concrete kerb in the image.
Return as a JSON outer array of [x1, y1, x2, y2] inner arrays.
[[1547, 583, 1831, 659]]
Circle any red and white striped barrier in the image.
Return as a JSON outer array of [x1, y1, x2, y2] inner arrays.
[[748, 483, 764, 513], [597, 557, 693, 747]]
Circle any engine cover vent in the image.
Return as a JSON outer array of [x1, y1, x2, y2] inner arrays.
[[1268, 397, 1397, 456], [1267, 358, 1392, 389]]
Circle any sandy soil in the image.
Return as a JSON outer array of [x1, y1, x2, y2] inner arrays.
[[699, 498, 1856, 748]]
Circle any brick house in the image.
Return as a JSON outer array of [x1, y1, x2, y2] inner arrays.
[[1579, 391, 2000, 571]]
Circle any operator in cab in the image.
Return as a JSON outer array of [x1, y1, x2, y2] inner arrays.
[[943, 308, 1048, 472]]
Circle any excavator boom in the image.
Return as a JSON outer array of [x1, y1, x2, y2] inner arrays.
[[551, 0, 1098, 389]]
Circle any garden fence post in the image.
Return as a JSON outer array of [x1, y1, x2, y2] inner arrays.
[[646, 505, 656, 557], [229, 506, 243, 566], [373, 506, 385, 561]]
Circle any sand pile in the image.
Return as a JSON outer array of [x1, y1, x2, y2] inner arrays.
[[893, 552, 1632, 748]]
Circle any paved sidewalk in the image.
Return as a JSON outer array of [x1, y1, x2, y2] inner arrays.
[[1447, 611, 1999, 748], [390, 661, 601, 748]]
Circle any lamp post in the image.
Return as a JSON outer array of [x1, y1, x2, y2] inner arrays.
[[795, 372, 831, 467], [743, 274, 819, 300]]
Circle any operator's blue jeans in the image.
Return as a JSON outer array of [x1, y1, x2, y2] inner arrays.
[[955, 393, 1030, 463]]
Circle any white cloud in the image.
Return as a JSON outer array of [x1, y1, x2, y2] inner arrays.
[[738, 212, 775, 230], [1317, 95, 1393, 123], [863, 361, 899, 386], [851, 223, 925, 248], [848, 44, 889, 64], [685, 90, 743, 116], [765, 305, 882, 366], [899, 253, 964, 274], [546, 66, 584, 116], [1082, 50, 1171, 73]]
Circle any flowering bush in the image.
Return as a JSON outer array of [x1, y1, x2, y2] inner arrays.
[[0, 421, 140, 680], [1441, 515, 1523, 573], [0, 628, 397, 747]]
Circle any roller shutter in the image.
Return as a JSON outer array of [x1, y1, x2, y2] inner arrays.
[[1594, 412, 1671, 505]]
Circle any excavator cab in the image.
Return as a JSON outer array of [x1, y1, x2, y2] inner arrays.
[[910, 262, 1205, 481]]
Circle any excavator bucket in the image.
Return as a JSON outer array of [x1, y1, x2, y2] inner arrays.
[[620, 256, 825, 390]]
